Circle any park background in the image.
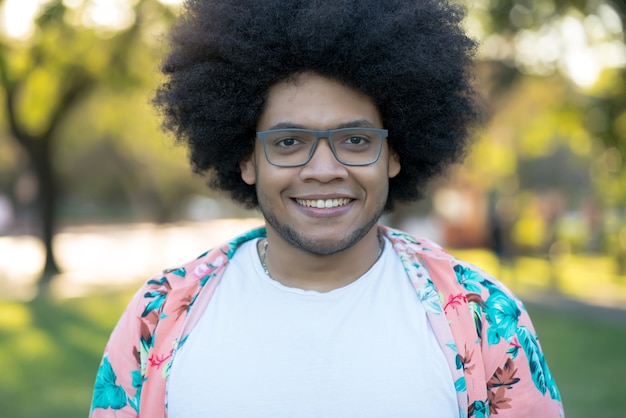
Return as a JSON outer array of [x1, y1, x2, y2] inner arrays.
[[0, 0, 625, 416]]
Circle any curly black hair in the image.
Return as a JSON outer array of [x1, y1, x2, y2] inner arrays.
[[154, 0, 482, 210]]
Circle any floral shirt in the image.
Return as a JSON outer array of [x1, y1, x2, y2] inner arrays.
[[91, 226, 564, 417]]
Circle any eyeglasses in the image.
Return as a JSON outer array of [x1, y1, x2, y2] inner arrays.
[[255, 127, 388, 167]]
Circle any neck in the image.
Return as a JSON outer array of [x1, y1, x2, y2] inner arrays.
[[258, 226, 383, 292]]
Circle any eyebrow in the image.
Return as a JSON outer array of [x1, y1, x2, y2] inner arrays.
[[265, 119, 378, 131]]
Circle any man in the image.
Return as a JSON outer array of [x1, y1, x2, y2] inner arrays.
[[91, 0, 564, 416]]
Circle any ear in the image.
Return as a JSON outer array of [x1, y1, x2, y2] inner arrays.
[[240, 154, 256, 185], [388, 149, 401, 179]]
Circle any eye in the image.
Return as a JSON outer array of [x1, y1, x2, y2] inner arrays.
[[275, 137, 301, 147], [344, 136, 370, 146]]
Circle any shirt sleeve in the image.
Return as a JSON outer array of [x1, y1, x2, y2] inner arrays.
[[89, 285, 154, 417], [474, 273, 565, 417], [482, 301, 564, 417]]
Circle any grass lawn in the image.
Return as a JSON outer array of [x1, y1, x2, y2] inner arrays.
[[526, 302, 626, 418], [0, 291, 133, 418], [0, 290, 624, 417]]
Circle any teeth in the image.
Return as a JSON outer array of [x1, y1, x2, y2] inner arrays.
[[296, 198, 351, 208]]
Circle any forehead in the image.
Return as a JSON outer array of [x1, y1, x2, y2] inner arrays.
[[257, 73, 382, 131]]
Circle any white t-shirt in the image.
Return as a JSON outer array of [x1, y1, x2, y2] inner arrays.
[[168, 238, 458, 417]]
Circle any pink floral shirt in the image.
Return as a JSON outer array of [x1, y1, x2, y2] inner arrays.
[[91, 226, 564, 417]]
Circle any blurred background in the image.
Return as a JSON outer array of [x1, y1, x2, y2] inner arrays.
[[0, 0, 625, 416]]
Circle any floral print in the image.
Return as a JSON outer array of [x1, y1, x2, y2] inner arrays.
[[91, 226, 564, 417], [487, 358, 520, 414]]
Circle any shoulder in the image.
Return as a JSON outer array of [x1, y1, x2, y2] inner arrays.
[[382, 225, 528, 347], [382, 225, 515, 300], [133, 226, 267, 320]]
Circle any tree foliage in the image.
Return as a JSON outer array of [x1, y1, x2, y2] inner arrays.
[[0, 0, 206, 294]]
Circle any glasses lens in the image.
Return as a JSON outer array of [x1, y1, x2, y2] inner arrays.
[[330, 129, 383, 165], [263, 130, 316, 166]]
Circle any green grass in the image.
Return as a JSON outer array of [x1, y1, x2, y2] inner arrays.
[[526, 303, 626, 418], [0, 291, 624, 417], [0, 291, 132, 418]]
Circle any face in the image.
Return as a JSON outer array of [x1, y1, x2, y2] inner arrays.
[[240, 73, 401, 255]]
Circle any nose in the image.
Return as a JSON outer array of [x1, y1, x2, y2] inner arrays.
[[299, 137, 348, 182]]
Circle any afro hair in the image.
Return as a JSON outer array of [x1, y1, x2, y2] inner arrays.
[[154, 0, 482, 210]]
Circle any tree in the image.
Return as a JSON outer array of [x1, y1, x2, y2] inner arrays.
[[0, 0, 178, 295], [470, 0, 625, 194]]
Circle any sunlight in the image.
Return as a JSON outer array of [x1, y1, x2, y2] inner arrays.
[[0, 0, 50, 39], [0, 0, 182, 39], [562, 48, 600, 88], [481, 3, 626, 89], [0, 303, 31, 331], [81, 0, 137, 32]]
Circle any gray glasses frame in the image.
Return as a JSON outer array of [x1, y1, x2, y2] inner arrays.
[[255, 127, 388, 167]]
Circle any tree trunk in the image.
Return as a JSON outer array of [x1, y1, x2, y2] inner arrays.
[[32, 141, 60, 294]]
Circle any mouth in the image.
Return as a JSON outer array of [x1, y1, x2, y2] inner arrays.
[[295, 198, 353, 209]]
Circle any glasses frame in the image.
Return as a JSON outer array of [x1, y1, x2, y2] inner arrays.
[[255, 127, 388, 167]]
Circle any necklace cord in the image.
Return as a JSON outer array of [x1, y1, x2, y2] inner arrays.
[[259, 234, 385, 281]]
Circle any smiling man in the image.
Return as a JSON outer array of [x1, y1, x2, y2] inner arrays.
[[241, 74, 400, 292], [91, 1, 564, 417]]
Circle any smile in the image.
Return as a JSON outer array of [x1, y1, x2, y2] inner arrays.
[[295, 198, 352, 208]]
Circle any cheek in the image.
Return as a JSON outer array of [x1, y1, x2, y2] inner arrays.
[[356, 167, 390, 196], [246, 157, 288, 194]]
